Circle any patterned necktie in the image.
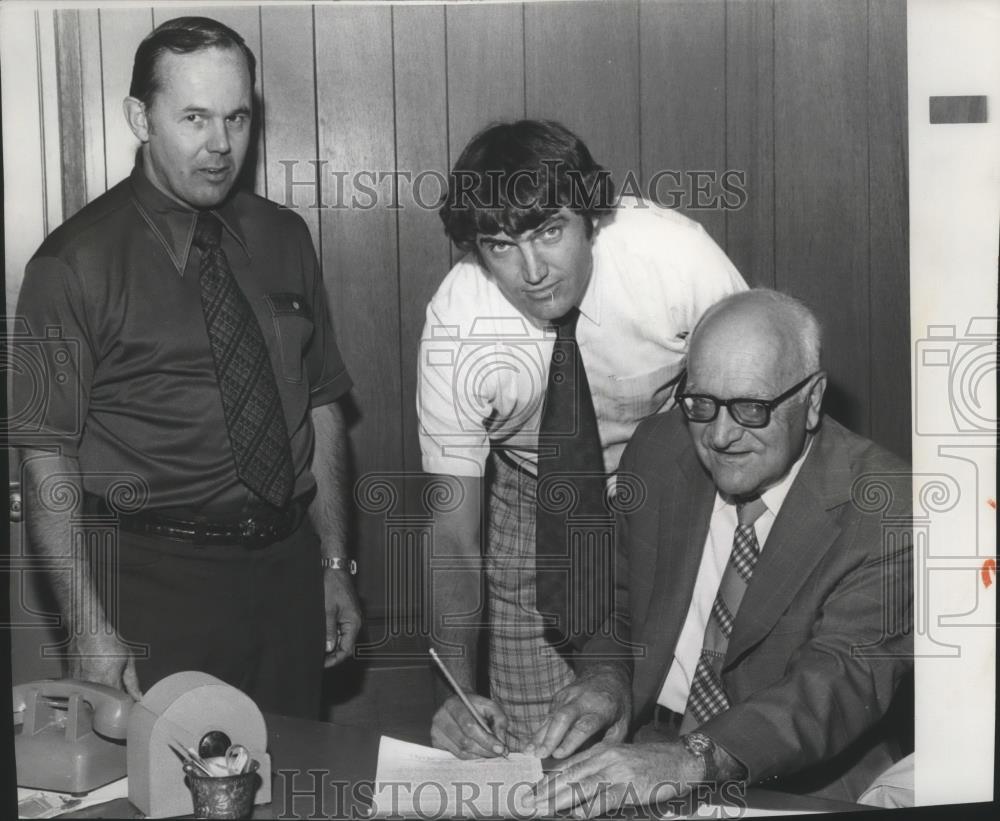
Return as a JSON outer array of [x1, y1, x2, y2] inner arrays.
[[535, 308, 612, 649], [681, 497, 768, 732], [194, 212, 295, 508]]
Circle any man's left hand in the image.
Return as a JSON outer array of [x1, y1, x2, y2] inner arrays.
[[525, 667, 631, 759], [531, 740, 699, 817], [322, 568, 362, 667]]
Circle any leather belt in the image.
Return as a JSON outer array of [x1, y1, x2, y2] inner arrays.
[[84, 492, 312, 550]]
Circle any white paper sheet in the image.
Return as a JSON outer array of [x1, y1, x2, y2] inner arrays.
[[17, 776, 128, 818], [370, 736, 542, 819]]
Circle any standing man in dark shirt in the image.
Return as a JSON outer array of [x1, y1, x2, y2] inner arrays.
[[11, 17, 360, 718]]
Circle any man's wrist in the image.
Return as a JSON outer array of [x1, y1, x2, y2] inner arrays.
[[681, 732, 718, 784], [321, 556, 357, 575], [572, 655, 631, 685], [681, 733, 749, 785], [74, 630, 124, 654], [576, 661, 628, 684]]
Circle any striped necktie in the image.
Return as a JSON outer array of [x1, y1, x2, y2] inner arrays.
[[194, 212, 295, 508], [681, 497, 768, 732]]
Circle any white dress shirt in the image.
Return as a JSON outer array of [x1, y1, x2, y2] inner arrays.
[[657, 437, 815, 713], [417, 198, 747, 477]]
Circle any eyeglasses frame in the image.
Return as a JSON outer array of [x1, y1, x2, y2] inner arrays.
[[675, 370, 824, 429]]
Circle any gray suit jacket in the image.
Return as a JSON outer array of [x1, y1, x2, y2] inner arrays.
[[585, 409, 912, 802]]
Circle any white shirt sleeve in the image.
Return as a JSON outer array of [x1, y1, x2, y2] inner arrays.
[[416, 300, 492, 477]]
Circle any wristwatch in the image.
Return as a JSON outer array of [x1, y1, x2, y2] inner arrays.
[[320, 557, 357, 575], [681, 732, 718, 784]]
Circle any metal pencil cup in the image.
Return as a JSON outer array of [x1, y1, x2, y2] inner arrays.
[[186, 767, 261, 819]]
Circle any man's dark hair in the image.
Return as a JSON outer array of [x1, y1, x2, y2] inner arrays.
[[129, 16, 256, 107], [439, 119, 616, 251]]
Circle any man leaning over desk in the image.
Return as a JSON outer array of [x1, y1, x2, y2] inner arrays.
[[417, 119, 746, 758], [11, 16, 360, 719], [534, 289, 913, 813]]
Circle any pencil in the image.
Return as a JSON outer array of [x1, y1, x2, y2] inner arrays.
[[429, 647, 509, 757]]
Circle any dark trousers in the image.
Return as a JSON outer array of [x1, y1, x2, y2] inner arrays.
[[95, 521, 325, 719]]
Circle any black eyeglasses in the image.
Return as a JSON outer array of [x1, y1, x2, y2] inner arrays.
[[676, 371, 822, 429]]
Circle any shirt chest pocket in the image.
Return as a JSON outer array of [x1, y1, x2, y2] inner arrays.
[[606, 363, 679, 424], [265, 292, 313, 383]]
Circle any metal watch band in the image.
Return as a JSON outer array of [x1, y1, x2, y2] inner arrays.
[[320, 557, 357, 575], [681, 732, 718, 784]]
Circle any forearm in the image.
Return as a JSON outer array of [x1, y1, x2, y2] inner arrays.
[[308, 402, 349, 559], [571, 658, 631, 694], [429, 541, 482, 693], [701, 547, 912, 782], [427, 474, 484, 694], [701, 658, 899, 783], [20, 450, 112, 642]]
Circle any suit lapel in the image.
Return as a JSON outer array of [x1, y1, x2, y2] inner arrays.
[[634, 437, 716, 708], [725, 422, 852, 665]]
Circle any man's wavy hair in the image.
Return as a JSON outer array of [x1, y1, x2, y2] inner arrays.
[[129, 16, 256, 107], [439, 120, 616, 252]]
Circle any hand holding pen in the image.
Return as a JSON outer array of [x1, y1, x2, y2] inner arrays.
[[429, 648, 510, 758]]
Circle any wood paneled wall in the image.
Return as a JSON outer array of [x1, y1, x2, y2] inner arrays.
[[4, 1, 909, 650]]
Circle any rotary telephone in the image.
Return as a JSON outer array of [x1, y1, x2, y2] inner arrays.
[[13, 679, 133, 794]]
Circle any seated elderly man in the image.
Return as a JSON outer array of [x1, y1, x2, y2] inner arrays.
[[533, 289, 912, 813]]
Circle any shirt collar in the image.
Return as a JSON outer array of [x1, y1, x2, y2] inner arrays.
[[577, 244, 603, 326], [713, 434, 816, 517], [128, 160, 251, 275]]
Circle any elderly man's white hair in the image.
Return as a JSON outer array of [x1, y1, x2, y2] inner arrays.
[[690, 288, 823, 372]]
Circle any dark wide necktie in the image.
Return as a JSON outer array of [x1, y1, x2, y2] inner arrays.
[[194, 212, 295, 508], [535, 308, 612, 649], [680, 497, 768, 733]]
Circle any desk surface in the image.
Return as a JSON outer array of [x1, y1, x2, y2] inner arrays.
[[69, 714, 868, 818]]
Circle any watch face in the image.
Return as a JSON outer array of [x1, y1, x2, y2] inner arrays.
[[685, 733, 714, 756]]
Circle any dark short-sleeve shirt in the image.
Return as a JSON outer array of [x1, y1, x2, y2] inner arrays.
[[11, 164, 352, 513]]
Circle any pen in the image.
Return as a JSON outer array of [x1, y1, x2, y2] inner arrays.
[[429, 647, 509, 757]]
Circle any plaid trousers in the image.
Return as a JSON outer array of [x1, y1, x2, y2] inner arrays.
[[485, 453, 575, 748]]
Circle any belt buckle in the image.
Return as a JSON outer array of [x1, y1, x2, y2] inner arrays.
[[240, 516, 257, 538], [241, 515, 275, 549]]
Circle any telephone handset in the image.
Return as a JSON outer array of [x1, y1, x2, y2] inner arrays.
[[13, 679, 134, 793], [13, 679, 132, 739]]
